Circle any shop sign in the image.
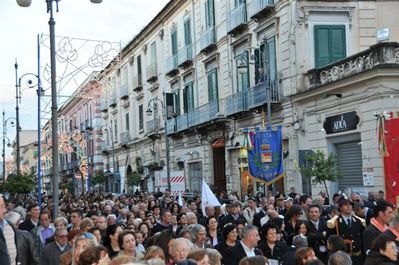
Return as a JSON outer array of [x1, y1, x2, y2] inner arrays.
[[323, 111, 359, 134]]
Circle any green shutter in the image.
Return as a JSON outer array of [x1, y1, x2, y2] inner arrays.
[[166, 93, 174, 118], [315, 25, 346, 68], [331, 26, 346, 63], [254, 48, 260, 84], [184, 19, 191, 45], [174, 90, 181, 116], [151, 42, 157, 66], [171, 29, 178, 56], [208, 69, 218, 102], [206, 0, 215, 28], [267, 36, 276, 84]]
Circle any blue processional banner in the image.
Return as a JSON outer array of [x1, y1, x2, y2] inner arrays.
[[246, 126, 284, 182]]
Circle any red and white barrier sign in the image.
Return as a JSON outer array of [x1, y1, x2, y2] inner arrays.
[[170, 171, 185, 195]]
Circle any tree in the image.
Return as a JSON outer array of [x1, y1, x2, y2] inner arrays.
[[126, 171, 141, 188], [5, 172, 36, 195], [91, 173, 107, 190], [301, 150, 341, 199]]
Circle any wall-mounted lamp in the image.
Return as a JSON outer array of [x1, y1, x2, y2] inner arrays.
[[323, 93, 342, 99]]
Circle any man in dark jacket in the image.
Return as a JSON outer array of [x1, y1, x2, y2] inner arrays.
[[306, 204, 328, 263], [218, 201, 246, 232], [151, 209, 171, 235], [363, 200, 394, 255], [224, 225, 262, 265], [39, 228, 71, 265], [19, 203, 40, 232], [1, 196, 34, 265]]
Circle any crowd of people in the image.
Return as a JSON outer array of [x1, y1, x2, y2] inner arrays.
[[0, 187, 398, 265]]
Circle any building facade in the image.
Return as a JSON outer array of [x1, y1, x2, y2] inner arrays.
[[91, 0, 399, 197]]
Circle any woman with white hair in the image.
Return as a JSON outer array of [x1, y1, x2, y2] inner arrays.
[[191, 224, 210, 249]]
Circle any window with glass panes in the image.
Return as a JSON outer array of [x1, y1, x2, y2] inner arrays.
[[254, 36, 276, 85], [138, 105, 144, 131], [205, 0, 215, 29]]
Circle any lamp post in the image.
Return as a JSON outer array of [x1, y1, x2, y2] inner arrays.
[[14, 61, 21, 176], [100, 125, 116, 192], [16, 0, 103, 218], [15, 66, 44, 206], [2, 111, 13, 189], [146, 97, 171, 192]]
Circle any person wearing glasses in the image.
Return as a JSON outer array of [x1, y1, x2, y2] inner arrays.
[[39, 228, 71, 265], [214, 223, 239, 264]]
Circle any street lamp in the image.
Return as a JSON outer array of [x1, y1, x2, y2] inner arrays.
[[15, 63, 44, 206], [16, 0, 103, 218], [100, 125, 116, 192], [2, 111, 15, 189], [146, 97, 171, 192]]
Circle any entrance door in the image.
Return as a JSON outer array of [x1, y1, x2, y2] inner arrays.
[[213, 147, 226, 194], [336, 141, 363, 192]]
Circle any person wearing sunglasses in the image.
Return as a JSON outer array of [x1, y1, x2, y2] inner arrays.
[[39, 228, 71, 265]]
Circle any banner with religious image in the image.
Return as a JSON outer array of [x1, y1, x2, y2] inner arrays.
[[244, 126, 284, 182]]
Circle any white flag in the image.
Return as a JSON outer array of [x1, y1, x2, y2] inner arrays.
[[178, 192, 183, 207], [201, 179, 221, 216]]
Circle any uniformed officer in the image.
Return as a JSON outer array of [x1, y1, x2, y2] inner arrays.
[[327, 196, 366, 265]]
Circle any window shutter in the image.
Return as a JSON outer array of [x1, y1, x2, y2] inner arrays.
[[254, 48, 260, 84], [184, 19, 191, 45], [174, 90, 181, 116], [171, 29, 178, 56], [267, 36, 276, 84], [183, 86, 188, 113], [314, 26, 331, 68], [207, 69, 218, 102], [166, 93, 174, 118], [331, 26, 346, 63]]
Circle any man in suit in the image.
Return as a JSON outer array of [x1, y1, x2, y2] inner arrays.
[[327, 196, 366, 265], [363, 200, 394, 255], [19, 203, 40, 232], [253, 198, 268, 229], [306, 204, 328, 263], [0, 196, 34, 265], [224, 224, 262, 265]]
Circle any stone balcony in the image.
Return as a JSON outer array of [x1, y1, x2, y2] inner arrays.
[[305, 42, 399, 91]]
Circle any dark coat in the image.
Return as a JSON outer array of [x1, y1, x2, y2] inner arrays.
[[15, 228, 35, 265], [151, 222, 170, 236], [0, 227, 10, 265], [218, 214, 246, 232], [258, 240, 286, 262], [364, 252, 396, 265], [327, 215, 365, 265], [306, 219, 328, 262], [214, 241, 238, 265], [223, 242, 263, 265], [253, 210, 266, 229], [39, 241, 71, 265], [363, 223, 383, 254], [19, 219, 37, 233], [282, 246, 297, 265]]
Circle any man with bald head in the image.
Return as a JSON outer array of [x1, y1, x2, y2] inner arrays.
[[0, 195, 34, 265]]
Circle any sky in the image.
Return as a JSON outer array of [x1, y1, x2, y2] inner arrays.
[[0, 0, 169, 155]]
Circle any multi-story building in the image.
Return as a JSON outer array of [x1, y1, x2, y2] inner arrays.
[[97, 0, 399, 197], [55, 73, 104, 194], [12, 130, 38, 174]]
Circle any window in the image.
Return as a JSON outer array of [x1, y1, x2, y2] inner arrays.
[[314, 25, 346, 68], [138, 105, 144, 131], [255, 36, 276, 85], [125, 113, 130, 132], [184, 18, 192, 46], [121, 65, 128, 89], [235, 0, 246, 6], [137, 55, 142, 84], [207, 68, 218, 102], [236, 51, 249, 92], [171, 27, 178, 56], [150, 41, 157, 69], [183, 81, 194, 113], [114, 119, 118, 140], [111, 76, 116, 97], [205, 0, 215, 29]]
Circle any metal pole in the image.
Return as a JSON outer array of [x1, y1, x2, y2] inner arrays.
[[37, 34, 42, 207], [86, 131, 91, 192], [110, 126, 116, 193], [162, 96, 171, 192], [49, 0, 60, 218], [267, 84, 271, 127], [2, 111, 5, 190], [14, 61, 21, 176]]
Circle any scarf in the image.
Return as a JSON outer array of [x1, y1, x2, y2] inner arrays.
[[370, 217, 387, 233], [389, 227, 399, 240]]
